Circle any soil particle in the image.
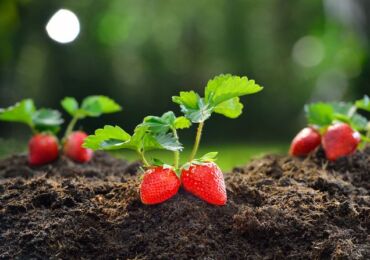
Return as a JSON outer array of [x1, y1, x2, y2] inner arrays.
[[0, 149, 369, 259]]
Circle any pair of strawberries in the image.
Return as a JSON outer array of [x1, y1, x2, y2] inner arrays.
[[140, 162, 227, 206], [29, 131, 93, 165], [289, 123, 361, 161]]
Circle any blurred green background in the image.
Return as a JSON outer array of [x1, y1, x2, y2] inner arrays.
[[0, 0, 369, 169]]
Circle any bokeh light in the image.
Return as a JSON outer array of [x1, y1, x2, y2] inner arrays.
[[45, 9, 80, 44], [292, 36, 325, 68]]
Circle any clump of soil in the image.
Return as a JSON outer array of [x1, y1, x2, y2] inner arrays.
[[0, 149, 369, 259]]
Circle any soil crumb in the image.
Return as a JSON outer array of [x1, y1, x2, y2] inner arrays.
[[0, 150, 369, 259]]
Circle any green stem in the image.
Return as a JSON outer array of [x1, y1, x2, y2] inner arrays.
[[64, 115, 79, 140], [172, 128, 180, 169], [137, 150, 150, 167], [189, 121, 204, 161]]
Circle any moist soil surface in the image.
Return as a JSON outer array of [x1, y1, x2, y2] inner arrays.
[[0, 149, 369, 259]]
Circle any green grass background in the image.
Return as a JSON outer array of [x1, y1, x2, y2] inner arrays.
[[0, 139, 287, 171]]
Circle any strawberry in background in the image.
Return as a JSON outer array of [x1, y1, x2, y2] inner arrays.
[[0, 99, 63, 166], [61, 96, 121, 163], [290, 96, 370, 161]]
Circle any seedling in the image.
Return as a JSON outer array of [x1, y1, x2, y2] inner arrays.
[[84, 74, 263, 206], [61, 95, 121, 163], [290, 95, 370, 161], [0, 99, 63, 165], [83, 113, 187, 204]]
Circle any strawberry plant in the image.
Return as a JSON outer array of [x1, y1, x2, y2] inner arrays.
[[290, 95, 370, 161], [0, 99, 63, 165], [83, 74, 263, 205], [61, 96, 121, 163]]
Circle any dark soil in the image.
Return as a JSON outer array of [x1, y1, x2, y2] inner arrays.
[[0, 149, 369, 259]]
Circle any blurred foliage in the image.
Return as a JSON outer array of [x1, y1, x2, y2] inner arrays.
[[0, 0, 369, 143]]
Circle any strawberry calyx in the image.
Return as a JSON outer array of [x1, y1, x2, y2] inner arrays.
[[181, 152, 218, 171]]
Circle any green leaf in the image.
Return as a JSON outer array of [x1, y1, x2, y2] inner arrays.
[[350, 114, 368, 131], [84, 124, 182, 153], [355, 95, 370, 112], [174, 116, 191, 129], [213, 97, 243, 118], [182, 98, 213, 123], [61, 97, 79, 116], [205, 74, 263, 106], [305, 103, 334, 127], [130, 125, 182, 152], [0, 99, 36, 126], [143, 111, 192, 132], [142, 111, 176, 133], [32, 109, 64, 134], [172, 91, 212, 123], [330, 102, 353, 115], [172, 91, 199, 109], [199, 152, 218, 162], [32, 109, 64, 126], [83, 125, 131, 150], [154, 133, 183, 151], [80, 95, 122, 117]]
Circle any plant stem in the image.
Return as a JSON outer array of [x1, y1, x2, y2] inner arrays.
[[172, 128, 180, 169], [137, 150, 150, 167], [64, 115, 79, 140], [189, 121, 204, 161]]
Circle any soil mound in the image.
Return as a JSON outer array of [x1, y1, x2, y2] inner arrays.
[[0, 150, 369, 259]]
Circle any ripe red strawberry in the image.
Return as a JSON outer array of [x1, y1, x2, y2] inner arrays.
[[28, 133, 59, 166], [322, 123, 361, 161], [140, 166, 181, 205], [63, 131, 93, 163], [181, 162, 227, 205], [289, 127, 321, 156]]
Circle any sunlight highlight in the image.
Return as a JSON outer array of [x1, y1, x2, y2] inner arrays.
[[46, 9, 80, 44]]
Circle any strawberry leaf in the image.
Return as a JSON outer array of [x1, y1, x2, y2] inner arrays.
[[32, 109, 64, 126], [355, 95, 370, 112], [174, 116, 191, 129], [330, 102, 353, 115], [32, 109, 64, 134], [154, 133, 183, 151], [173, 74, 263, 123], [142, 111, 191, 133], [172, 92, 212, 123], [80, 95, 122, 118], [0, 99, 36, 126], [305, 103, 334, 127], [83, 124, 182, 152], [350, 114, 368, 131], [213, 97, 243, 118], [142, 111, 176, 133], [61, 97, 79, 116], [172, 91, 199, 110], [83, 125, 131, 150], [205, 74, 263, 106]]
